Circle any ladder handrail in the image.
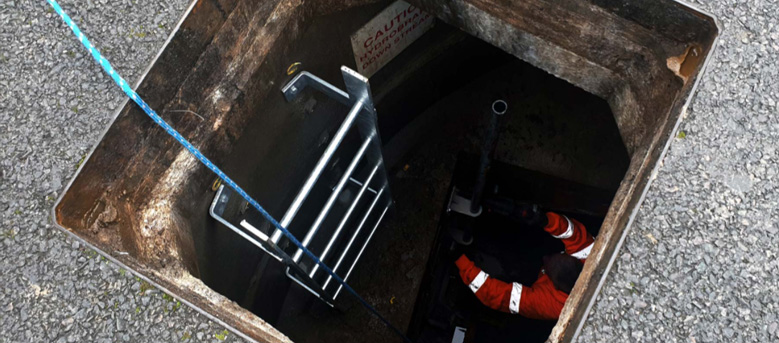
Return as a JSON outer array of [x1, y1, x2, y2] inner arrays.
[[271, 99, 366, 243], [209, 185, 283, 260]]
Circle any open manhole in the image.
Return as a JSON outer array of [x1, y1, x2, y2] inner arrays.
[[54, 0, 718, 342]]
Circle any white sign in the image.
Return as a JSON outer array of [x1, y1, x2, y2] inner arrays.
[[351, 1, 434, 77]]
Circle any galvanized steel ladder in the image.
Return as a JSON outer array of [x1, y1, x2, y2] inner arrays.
[[209, 66, 391, 305]]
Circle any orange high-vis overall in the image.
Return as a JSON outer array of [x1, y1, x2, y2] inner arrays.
[[455, 212, 594, 320]]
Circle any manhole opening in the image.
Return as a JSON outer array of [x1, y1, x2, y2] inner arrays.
[[201, 16, 629, 343], [54, 1, 718, 342]]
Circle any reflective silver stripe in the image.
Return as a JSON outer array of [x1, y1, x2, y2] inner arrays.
[[571, 242, 594, 260], [469, 271, 489, 293], [509, 282, 523, 314], [552, 216, 574, 239]]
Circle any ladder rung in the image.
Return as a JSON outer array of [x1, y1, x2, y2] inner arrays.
[[323, 186, 386, 290], [310, 162, 381, 277], [293, 136, 374, 262], [334, 204, 390, 299], [239, 220, 270, 241], [349, 177, 379, 194], [271, 100, 365, 243]]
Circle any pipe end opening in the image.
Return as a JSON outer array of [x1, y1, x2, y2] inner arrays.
[[492, 100, 507, 115]]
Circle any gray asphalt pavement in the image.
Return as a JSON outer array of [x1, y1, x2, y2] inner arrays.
[[1, 0, 776, 342], [0, 0, 243, 342], [577, 0, 779, 342]]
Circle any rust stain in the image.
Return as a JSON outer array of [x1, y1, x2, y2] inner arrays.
[[666, 44, 703, 83], [192, 0, 205, 14]]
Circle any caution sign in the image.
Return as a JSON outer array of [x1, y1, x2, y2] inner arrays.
[[351, 1, 434, 77]]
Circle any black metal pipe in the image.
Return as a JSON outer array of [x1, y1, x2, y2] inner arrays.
[[470, 100, 507, 214]]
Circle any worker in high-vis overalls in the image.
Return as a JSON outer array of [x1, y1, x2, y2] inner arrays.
[[455, 209, 594, 320]]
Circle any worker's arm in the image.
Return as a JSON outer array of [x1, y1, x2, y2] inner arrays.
[[543, 212, 594, 260], [455, 255, 565, 320]]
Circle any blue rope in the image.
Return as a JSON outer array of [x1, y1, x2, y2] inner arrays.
[[46, 1, 410, 341]]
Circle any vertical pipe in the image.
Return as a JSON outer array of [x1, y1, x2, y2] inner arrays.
[[470, 100, 507, 214]]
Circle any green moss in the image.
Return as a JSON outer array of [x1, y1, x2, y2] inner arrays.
[[1, 229, 16, 240], [215, 330, 229, 341], [82, 249, 98, 259], [181, 332, 191, 340], [677, 130, 687, 139], [627, 281, 639, 295], [139, 280, 153, 295], [76, 154, 87, 168], [119, 268, 126, 276]]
